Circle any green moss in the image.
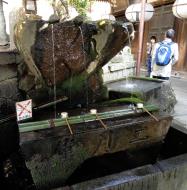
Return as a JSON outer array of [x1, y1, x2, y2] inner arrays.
[[58, 73, 88, 95], [130, 76, 162, 82], [101, 97, 143, 106], [99, 85, 108, 100], [131, 91, 143, 99]]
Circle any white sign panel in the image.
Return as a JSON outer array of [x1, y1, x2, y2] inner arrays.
[[16, 99, 32, 121]]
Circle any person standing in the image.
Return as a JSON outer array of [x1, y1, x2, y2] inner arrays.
[[146, 36, 157, 77], [151, 29, 179, 80]]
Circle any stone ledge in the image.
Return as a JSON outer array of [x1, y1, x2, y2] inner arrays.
[[0, 47, 18, 53], [0, 65, 17, 81], [57, 153, 187, 190], [156, 153, 187, 171], [171, 119, 187, 134]]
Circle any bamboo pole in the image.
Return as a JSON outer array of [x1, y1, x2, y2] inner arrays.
[[19, 105, 159, 133]]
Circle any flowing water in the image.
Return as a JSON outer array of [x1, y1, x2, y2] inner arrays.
[[51, 24, 57, 118], [79, 26, 89, 108], [122, 23, 135, 98]]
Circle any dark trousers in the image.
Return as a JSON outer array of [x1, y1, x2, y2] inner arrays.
[[152, 76, 169, 80], [146, 55, 152, 77]]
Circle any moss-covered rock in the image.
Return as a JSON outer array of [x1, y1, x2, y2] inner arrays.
[[14, 15, 134, 107]]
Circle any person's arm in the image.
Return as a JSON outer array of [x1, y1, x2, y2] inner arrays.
[[172, 43, 179, 65], [147, 43, 151, 54], [151, 43, 159, 68]]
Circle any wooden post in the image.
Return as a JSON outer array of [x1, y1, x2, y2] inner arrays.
[[174, 19, 187, 71], [136, 0, 146, 76]]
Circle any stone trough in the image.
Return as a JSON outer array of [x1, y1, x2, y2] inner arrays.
[[59, 153, 187, 190], [19, 105, 172, 189]]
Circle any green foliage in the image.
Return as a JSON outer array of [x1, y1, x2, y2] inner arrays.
[[68, 0, 88, 15]]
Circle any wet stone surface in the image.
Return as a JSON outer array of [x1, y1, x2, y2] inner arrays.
[[107, 78, 176, 114]]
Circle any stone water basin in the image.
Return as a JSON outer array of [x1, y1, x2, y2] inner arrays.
[[19, 104, 172, 190], [106, 77, 176, 114], [17, 77, 177, 189]]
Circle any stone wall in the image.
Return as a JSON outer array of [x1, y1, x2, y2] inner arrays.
[[0, 51, 22, 117], [64, 153, 187, 190], [102, 46, 135, 83]]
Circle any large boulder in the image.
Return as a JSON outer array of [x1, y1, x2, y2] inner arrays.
[[14, 15, 134, 106]]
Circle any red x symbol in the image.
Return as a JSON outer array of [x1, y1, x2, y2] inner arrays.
[[17, 101, 31, 117]]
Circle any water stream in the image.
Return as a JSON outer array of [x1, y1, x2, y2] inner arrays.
[[51, 24, 57, 118], [122, 23, 136, 98], [79, 26, 89, 108]]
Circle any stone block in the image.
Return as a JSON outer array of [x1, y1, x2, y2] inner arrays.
[[60, 154, 187, 190], [69, 165, 161, 190], [102, 67, 135, 83], [0, 52, 17, 65], [0, 65, 17, 81], [20, 115, 171, 189]]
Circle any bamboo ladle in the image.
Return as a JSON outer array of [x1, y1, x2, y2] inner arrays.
[[90, 109, 107, 129], [61, 112, 73, 135], [136, 103, 159, 122]]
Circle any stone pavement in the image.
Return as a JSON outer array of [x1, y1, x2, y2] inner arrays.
[[171, 76, 187, 133]]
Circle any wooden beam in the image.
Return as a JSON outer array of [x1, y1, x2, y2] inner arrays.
[[147, 0, 174, 6], [112, 0, 175, 17], [111, 0, 129, 15]]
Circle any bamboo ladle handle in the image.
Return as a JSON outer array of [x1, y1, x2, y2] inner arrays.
[[137, 103, 159, 122], [65, 117, 73, 135], [96, 113, 108, 129], [143, 107, 159, 122], [90, 109, 107, 129]]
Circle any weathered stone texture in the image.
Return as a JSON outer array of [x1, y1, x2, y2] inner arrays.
[[14, 16, 134, 106], [20, 115, 171, 189], [0, 51, 22, 117], [65, 153, 187, 190], [107, 78, 176, 114]]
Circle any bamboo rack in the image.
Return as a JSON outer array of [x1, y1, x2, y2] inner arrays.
[[18, 105, 159, 133]]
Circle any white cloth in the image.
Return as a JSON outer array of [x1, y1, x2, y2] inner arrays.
[[151, 38, 179, 78]]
